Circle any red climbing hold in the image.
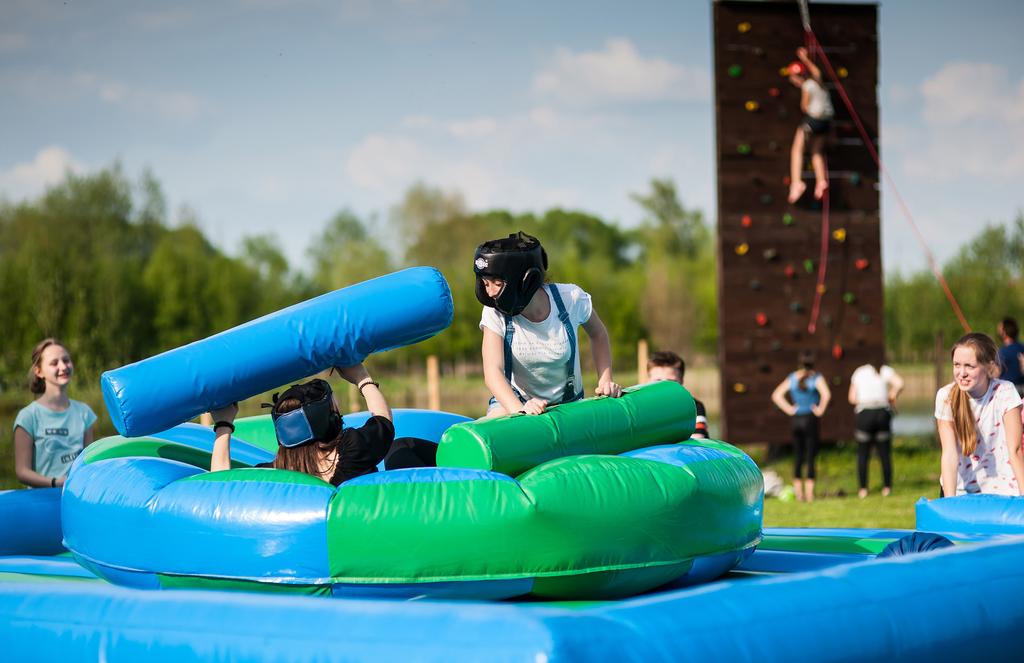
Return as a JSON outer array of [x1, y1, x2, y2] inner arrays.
[[756, 312, 768, 327], [741, 214, 752, 228], [855, 258, 870, 270], [832, 344, 844, 359]]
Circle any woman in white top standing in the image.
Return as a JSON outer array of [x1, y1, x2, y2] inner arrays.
[[474, 231, 622, 417], [935, 333, 1024, 497], [849, 359, 904, 498], [787, 47, 835, 204]]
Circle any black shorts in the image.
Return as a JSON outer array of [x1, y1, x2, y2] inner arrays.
[[800, 115, 831, 136]]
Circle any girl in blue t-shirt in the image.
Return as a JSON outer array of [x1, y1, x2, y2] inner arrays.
[[771, 351, 832, 502], [13, 339, 96, 488]]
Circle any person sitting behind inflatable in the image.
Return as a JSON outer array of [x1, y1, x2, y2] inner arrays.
[[210, 363, 435, 484], [645, 350, 708, 439], [474, 231, 622, 417]]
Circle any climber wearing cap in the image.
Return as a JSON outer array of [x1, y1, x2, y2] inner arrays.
[[208, 363, 436, 484], [787, 46, 834, 203], [473, 231, 622, 417]]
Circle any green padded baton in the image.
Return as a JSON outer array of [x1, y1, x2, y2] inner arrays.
[[436, 380, 696, 476]]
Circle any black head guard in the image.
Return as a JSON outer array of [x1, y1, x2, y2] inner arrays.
[[267, 379, 342, 448], [473, 232, 548, 316]]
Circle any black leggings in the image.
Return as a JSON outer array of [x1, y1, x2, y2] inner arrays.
[[791, 414, 820, 479], [384, 437, 437, 471], [855, 408, 892, 489]]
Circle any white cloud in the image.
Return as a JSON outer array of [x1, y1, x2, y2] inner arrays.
[[71, 71, 204, 121], [128, 9, 194, 31], [533, 38, 709, 106], [900, 62, 1024, 181], [0, 146, 84, 198], [446, 117, 498, 139], [344, 134, 425, 190], [0, 33, 29, 51]]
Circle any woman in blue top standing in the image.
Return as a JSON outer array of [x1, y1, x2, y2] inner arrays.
[[771, 351, 831, 502], [13, 339, 97, 488]]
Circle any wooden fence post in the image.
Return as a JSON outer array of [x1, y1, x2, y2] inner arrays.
[[637, 339, 649, 385], [427, 355, 441, 411]]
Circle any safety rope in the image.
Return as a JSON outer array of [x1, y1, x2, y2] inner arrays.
[[801, 22, 971, 333], [807, 155, 830, 334]]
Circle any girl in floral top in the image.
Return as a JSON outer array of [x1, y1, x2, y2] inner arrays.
[[935, 333, 1024, 496]]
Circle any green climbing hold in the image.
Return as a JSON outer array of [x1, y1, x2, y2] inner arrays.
[[737, 143, 752, 155], [803, 259, 814, 273], [843, 292, 857, 304], [782, 213, 794, 226], [728, 64, 743, 78]]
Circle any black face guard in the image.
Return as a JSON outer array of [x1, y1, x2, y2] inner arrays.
[[268, 379, 341, 448], [473, 232, 548, 316]]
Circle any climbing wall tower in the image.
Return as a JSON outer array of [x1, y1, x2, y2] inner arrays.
[[714, 1, 882, 444]]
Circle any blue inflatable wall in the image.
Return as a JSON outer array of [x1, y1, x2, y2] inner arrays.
[[916, 494, 1024, 535], [100, 267, 453, 437]]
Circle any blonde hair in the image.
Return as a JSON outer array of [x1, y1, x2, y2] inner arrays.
[[28, 338, 66, 395], [946, 333, 999, 456]]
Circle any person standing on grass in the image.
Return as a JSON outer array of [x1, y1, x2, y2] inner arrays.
[[771, 351, 831, 502], [13, 339, 96, 488], [935, 333, 1024, 497], [849, 359, 904, 498], [996, 317, 1024, 397]]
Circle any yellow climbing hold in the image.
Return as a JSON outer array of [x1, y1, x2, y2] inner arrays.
[[832, 228, 847, 242], [735, 243, 750, 256], [738, 21, 752, 33], [733, 383, 748, 394], [838, 67, 849, 78], [816, 284, 827, 294], [745, 100, 760, 112]]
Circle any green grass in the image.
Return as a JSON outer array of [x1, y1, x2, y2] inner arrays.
[[753, 435, 941, 529]]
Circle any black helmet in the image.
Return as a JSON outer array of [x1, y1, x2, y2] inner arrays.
[[473, 232, 548, 316], [267, 379, 342, 448]]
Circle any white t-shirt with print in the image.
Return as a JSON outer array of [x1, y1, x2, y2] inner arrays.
[[850, 364, 896, 411], [934, 378, 1023, 496], [479, 283, 592, 404]]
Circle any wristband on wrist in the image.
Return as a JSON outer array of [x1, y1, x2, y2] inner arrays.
[[214, 421, 235, 434], [50, 477, 56, 488], [357, 379, 379, 394]]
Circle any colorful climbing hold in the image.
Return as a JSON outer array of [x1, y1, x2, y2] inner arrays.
[[733, 383, 748, 394], [843, 292, 856, 304], [737, 143, 752, 155], [735, 242, 749, 255], [782, 212, 794, 226], [728, 64, 743, 78], [837, 67, 849, 78], [763, 248, 779, 261], [832, 228, 847, 242], [789, 301, 803, 313], [816, 284, 827, 295], [741, 214, 752, 228], [831, 376, 842, 386], [784, 264, 796, 278], [831, 344, 844, 359], [855, 258, 870, 270], [850, 172, 862, 186], [745, 100, 760, 112], [782, 175, 791, 186], [768, 86, 781, 97], [779, 66, 790, 77], [859, 313, 872, 324], [803, 259, 814, 273], [737, 21, 752, 33], [755, 312, 768, 327]]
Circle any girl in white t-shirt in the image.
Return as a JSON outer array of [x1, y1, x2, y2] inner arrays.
[[935, 333, 1024, 497], [786, 46, 835, 204], [849, 361, 904, 498], [473, 232, 622, 417], [13, 339, 97, 488]]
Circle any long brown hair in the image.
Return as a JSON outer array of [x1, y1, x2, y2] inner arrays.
[[28, 338, 66, 395], [271, 397, 343, 479], [946, 332, 999, 455]]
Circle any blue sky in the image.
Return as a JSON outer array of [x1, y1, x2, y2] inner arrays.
[[1, 0, 1022, 274]]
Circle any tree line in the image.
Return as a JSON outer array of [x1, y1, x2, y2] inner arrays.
[[0, 165, 1019, 390]]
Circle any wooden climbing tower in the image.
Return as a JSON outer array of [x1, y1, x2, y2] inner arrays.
[[714, 1, 882, 444]]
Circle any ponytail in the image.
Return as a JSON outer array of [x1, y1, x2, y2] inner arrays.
[[947, 385, 978, 456]]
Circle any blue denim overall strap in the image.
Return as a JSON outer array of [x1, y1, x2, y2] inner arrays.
[[503, 284, 583, 405]]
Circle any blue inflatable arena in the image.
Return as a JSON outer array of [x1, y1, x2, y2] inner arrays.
[[1, 267, 1023, 661]]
